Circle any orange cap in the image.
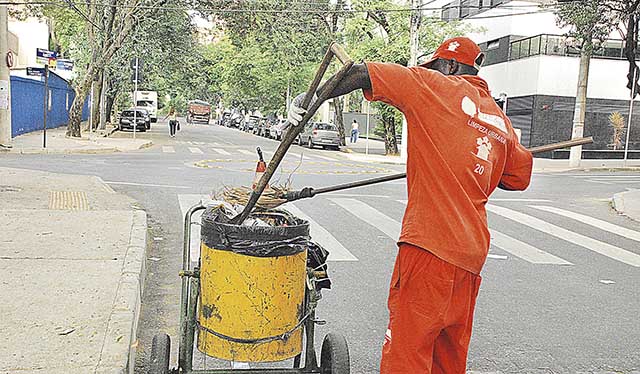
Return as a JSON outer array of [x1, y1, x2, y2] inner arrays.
[[421, 37, 484, 70]]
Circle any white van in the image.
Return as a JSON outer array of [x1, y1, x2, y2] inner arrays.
[[133, 91, 158, 123]]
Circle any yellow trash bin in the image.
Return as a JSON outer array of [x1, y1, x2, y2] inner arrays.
[[197, 207, 310, 362]]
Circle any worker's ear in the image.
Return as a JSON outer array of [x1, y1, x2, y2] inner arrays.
[[448, 59, 460, 75]]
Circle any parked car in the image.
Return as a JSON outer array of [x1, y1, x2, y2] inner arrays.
[[270, 119, 287, 140], [242, 116, 259, 132], [219, 111, 231, 126], [119, 108, 148, 132], [253, 117, 267, 135], [298, 122, 341, 150], [259, 118, 274, 137], [134, 107, 152, 129]]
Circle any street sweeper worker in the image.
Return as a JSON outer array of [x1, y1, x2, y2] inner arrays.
[[287, 37, 533, 373]]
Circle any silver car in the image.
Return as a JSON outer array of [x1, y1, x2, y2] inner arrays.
[[298, 122, 341, 150]]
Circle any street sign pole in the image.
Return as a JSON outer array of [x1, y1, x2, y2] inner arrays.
[[365, 101, 370, 155], [624, 66, 637, 167], [131, 57, 140, 140], [42, 64, 49, 148]]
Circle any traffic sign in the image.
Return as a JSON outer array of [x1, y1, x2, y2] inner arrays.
[[26, 67, 46, 76], [36, 48, 56, 66], [6, 51, 14, 68], [130, 57, 143, 83]]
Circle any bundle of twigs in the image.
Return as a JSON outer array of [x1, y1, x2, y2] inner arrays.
[[217, 185, 290, 210]]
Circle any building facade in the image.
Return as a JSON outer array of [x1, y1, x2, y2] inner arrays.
[[440, 0, 639, 158]]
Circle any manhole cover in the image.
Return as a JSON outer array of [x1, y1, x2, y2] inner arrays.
[[0, 185, 22, 193]]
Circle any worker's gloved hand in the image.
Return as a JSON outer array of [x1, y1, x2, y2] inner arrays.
[[287, 92, 318, 127]]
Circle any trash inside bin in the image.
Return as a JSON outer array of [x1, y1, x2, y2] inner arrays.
[[197, 206, 310, 362]]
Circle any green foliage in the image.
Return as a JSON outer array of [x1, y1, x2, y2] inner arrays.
[[553, 0, 619, 52]]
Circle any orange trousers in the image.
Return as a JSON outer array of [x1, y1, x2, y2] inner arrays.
[[380, 244, 482, 374]]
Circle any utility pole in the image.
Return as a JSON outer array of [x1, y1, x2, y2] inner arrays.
[[0, 5, 12, 148], [568, 38, 592, 167], [401, 0, 422, 161]]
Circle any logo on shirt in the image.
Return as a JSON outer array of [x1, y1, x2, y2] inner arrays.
[[475, 136, 492, 161], [461, 96, 508, 134], [448, 41, 461, 51]]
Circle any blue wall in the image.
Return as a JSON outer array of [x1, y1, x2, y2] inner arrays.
[[10, 73, 89, 137]]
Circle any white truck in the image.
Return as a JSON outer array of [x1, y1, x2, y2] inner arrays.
[[133, 91, 158, 123]]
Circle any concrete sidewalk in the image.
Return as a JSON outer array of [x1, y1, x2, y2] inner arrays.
[[2, 126, 152, 154], [613, 189, 640, 223], [0, 167, 148, 374]]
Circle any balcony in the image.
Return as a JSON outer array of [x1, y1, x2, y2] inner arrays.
[[510, 34, 638, 61]]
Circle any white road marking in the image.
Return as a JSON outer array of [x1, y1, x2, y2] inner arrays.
[[313, 154, 338, 161], [586, 180, 614, 185], [490, 198, 552, 202], [212, 142, 222, 146], [326, 194, 390, 198], [589, 179, 640, 184], [397, 200, 407, 204], [238, 149, 255, 156], [530, 205, 640, 242], [487, 254, 508, 260], [487, 204, 640, 267], [212, 148, 231, 155], [162, 146, 175, 153], [571, 175, 640, 178], [490, 229, 573, 265], [104, 181, 191, 189], [283, 204, 358, 262], [329, 198, 401, 240], [189, 147, 203, 154]]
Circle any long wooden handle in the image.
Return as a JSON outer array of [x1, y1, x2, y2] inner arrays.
[[527, 136, 593, 154], [231, 43, 353, 224], [284, 136, 596, 202]]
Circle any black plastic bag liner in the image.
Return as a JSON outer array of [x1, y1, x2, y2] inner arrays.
[[201, 206, 311, 258]]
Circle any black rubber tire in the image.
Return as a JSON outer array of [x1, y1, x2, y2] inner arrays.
[[320, 333, 350, 374], [307, 138, 314, 149], [149, 333, 171, 374]]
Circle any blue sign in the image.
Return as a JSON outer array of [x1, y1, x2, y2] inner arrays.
[[26, 67, 45, 76], [36, 48, 56, 65], [56, 59, 74, 71]]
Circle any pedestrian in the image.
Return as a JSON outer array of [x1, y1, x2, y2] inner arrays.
[[164, 106, 178, 137], [288, 37, 533, 373], [350, 119, 360, 143]]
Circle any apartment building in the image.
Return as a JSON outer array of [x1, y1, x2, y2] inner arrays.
[[441, 0, 639, 158]]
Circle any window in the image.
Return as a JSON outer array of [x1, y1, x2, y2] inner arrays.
[[530, 35, 541, 56], [520, 38, 531, 58], [510, 41, 521, 60], [487, 39, 500, 50], [460, 0, 471, 18]]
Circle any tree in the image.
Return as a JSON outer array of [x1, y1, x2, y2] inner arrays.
[[343, 0, 471, 154], [554, 0, 618, 166]]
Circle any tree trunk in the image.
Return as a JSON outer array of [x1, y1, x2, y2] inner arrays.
[[66, 73, 93, 137], [105, 93, 116, 126], [383, 114, 399, 155], [90, 71, 103, 130], [568, 39, 592, 167], [333, 97, 346, 146]]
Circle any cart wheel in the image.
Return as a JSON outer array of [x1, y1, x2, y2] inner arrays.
[[149, 333, 171, 374], [320, 333, 350, 374]]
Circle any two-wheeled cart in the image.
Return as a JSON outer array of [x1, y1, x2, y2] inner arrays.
[[148, 203, 349, 374]]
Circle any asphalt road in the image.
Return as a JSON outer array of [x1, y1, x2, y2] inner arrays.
[[2, 121, 639, 374]]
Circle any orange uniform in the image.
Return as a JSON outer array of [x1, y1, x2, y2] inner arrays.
[[363, 45, 532, 373]]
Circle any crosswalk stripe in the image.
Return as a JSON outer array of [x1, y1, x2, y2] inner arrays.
[[212, 142, 222, 146], [283, 204, 358, 262], [530, 205, 640, 242], [571, 175, 640, 179], [487, 204, 640, 267], [397, 200, 408, 204], [590, 179, 640, 183], [189, 147, 203, 154], [212, 148, 231, 155], [489, 229, 573, 265], [162, 146, 175, 153], [329, 198, 401, 240], [238, 149, 255, 156]]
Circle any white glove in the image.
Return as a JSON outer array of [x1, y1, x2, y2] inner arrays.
[[287, 92, 318, 127]]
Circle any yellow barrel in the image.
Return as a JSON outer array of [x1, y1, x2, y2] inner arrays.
[[197, 207, 309, 362]]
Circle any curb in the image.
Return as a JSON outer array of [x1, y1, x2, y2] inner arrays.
[[95, 209, 148, 374], [9, 147, 120, 155], [612, 190, 640, 222]]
